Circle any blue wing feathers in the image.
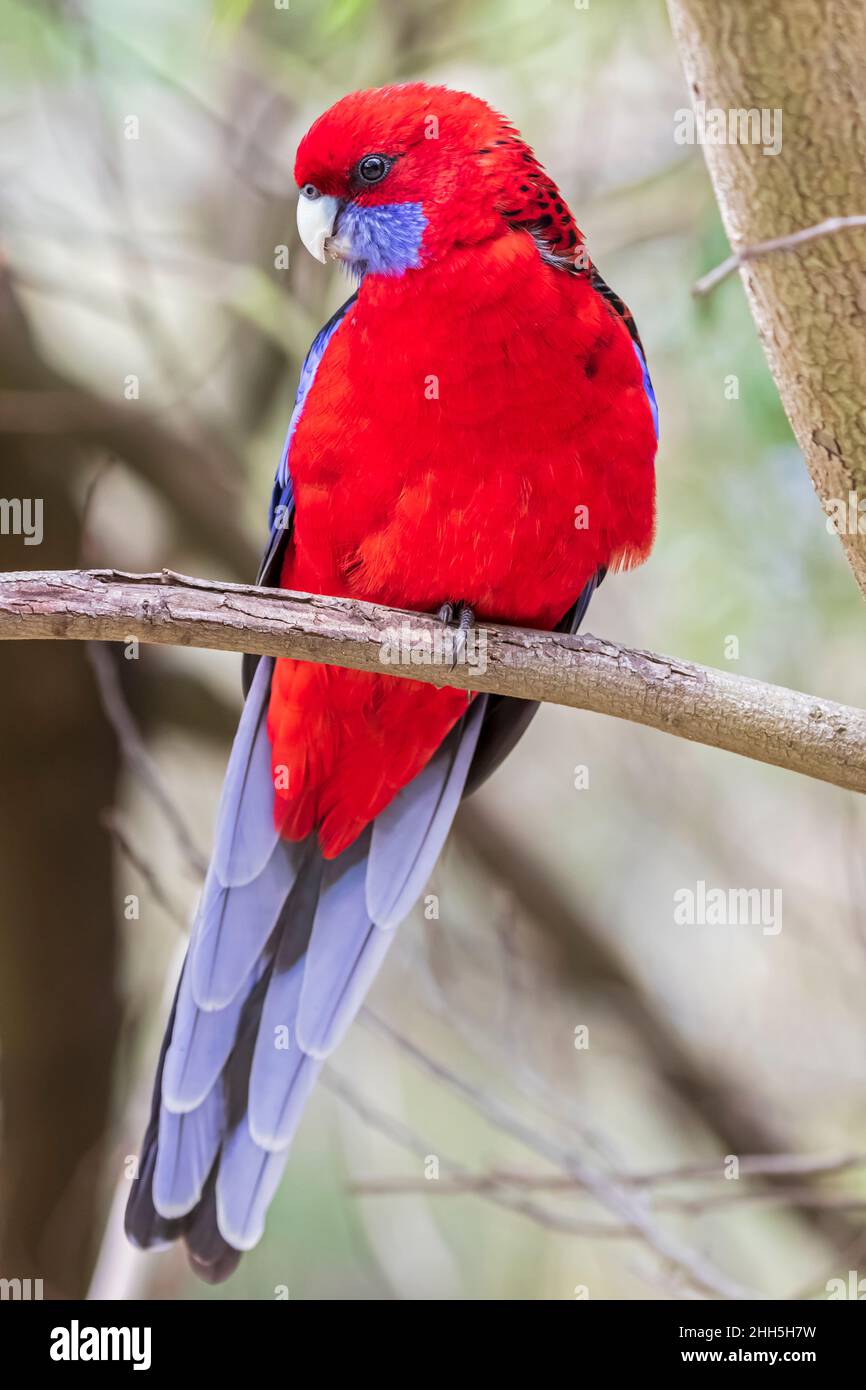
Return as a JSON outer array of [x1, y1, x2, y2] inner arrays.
[[271, 293, 357, 507], [631, 339, 659, 442]]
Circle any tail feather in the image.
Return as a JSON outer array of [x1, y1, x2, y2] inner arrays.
[[215, 1119, 294, 1252], [125, 990, 189, 1250], [212, 657, 281, 886], [190, 840, 303, 1010], [366, 695, 487, 928], [126, 1139, 181, 1251], [127, 672, 486, 1281], [152, 1081, 224, 1218], [298, 922, 393, 1060], [163, 952, 271, 1113], [296, 826, 394, 1058], [247, 857, 325, 1150], [249, 1032, 321, 1152], [185, 1172, 242, 1283]]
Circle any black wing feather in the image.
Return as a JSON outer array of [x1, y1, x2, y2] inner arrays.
[[463, 568, 605, 797]]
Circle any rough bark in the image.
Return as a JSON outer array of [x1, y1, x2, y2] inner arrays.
[[0, 505, 120, 1299], [0, 271, 124, 1298], [667, 0, 866, 594], [1, 566, 865, 796]]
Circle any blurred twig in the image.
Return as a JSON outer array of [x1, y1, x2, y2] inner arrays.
[[351, 1150, 866, 1197], [0, 261, 257, 576], [361, 1011, 758, 1300], [0, 388, 256, 577], [87, 641, 208, 879], [456, 801, 864, 1250], [693, 215, 866, 297], [324, 1070, 636, 1242], [100, 809, 189, 931]]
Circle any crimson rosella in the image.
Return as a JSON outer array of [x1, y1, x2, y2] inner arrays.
[[125, 83, 658, 1282]]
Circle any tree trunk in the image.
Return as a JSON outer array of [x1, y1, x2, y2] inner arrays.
[[0, 279, 121, 1297], [667, 0, 866, 596]]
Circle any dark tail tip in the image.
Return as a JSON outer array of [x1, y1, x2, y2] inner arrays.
[[124, 981, 244, 1284], [125, 1143, 244, 1284], [186, 1248, 243, 1285]]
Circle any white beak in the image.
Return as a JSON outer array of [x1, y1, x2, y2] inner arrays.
[[296, 194, 342, 264]]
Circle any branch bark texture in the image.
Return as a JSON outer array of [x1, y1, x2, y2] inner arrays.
[[1, 567, 864, 796]]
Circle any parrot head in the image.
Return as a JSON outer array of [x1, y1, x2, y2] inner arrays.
[[294, 83, 583, 279]]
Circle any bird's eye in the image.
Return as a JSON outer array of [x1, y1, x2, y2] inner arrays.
[[356, 154, 391, 185], [300, 183, 321, 200]]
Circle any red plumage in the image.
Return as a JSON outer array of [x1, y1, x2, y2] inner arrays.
[[125, 84, 659, 1278], [270, 84, 656, 858]]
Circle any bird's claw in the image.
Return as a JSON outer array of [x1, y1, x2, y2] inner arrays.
[[437, 600, 475, 672]]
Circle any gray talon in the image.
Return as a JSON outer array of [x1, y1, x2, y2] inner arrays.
[[437, 599, 475, 671]]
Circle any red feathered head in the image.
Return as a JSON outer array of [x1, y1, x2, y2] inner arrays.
[[294, 83, 583, 277]]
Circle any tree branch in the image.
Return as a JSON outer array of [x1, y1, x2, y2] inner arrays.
[[350, 1149, 866, 1198], [692, 215, 866, 298], [1, 566, 864, 795]]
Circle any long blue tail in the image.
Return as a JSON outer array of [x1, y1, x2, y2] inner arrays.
[[125, 657, 486, 1281]]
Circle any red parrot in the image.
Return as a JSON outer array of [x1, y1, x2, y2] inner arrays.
[[126, 84, 657, 1282]]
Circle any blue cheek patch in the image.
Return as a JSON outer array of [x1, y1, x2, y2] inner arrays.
[[339, 201, 426, 277], [632, 339, 659, 442]]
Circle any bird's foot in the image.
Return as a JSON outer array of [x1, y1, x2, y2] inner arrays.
[[436, 600, 476, 672]]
